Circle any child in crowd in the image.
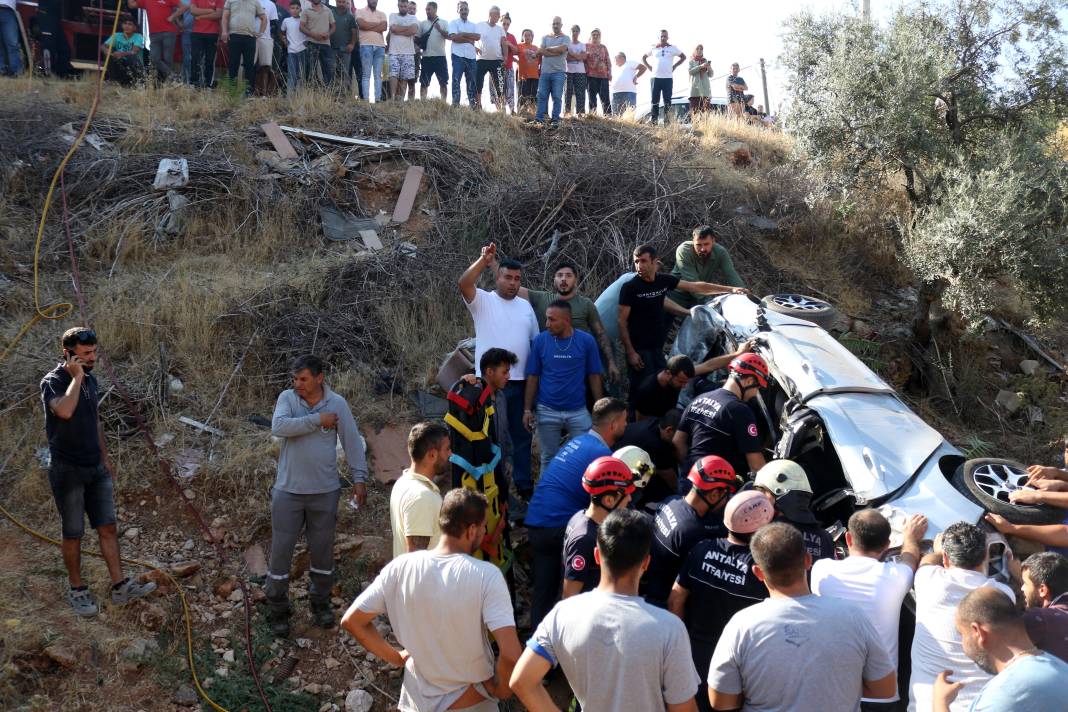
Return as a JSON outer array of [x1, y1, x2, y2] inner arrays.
[[281, 0, 307, 95]]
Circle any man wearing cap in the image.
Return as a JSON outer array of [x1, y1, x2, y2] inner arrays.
[[753, 460, 835, 562], [673, 352, 769, 481], [561, 455, 636, 598], [670, 490, 774, 712], [642, 455, 739, 608]]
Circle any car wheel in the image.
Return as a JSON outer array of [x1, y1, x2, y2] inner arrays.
[[761, 294, 838, 329], [950, 458, 1066, 525]]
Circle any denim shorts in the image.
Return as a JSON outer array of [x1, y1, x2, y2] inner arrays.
[[47, 461, 117, 539]]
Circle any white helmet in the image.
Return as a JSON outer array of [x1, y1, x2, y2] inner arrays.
[[612, 446, 654, 489], [754, 460, 812, 496]]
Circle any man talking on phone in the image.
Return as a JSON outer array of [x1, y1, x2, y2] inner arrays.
[[40, 327, 157, 617]]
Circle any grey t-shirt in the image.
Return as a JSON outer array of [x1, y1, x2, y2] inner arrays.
[[539, 33, 569, 74], [530, 589, 699, 711], [708, 594, 894, 712], [329, 7, 357, 50], [419, 17, 447, 57]]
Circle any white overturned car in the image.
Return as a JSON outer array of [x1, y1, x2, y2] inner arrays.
[[671, 293, 1063, 543]]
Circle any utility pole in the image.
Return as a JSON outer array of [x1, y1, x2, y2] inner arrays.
[[862, 0, 871, 21], [759, 58, 770, 115]]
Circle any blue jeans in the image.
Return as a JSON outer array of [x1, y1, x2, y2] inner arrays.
[[536, 71, 565, 122], [359, 44, 384, 101], [286, 50, 306, 96], [503, 381, 533, 495], [451, 54, 476, 105], [0, 7, 21, 76], [536, 404, 592, 469], [612, 91, 636, 115]]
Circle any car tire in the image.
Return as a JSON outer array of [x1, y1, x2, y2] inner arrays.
[[950, 458, 1066, 525], [761, 294, 838, 329]]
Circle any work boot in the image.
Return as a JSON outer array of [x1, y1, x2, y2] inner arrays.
[[310, 599, 335, 629], [111, 577, 158, 605], [266, 597, 291, 638]]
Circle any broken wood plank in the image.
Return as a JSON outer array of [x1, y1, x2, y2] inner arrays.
[[391, 166, 425, 223], [261, 122, 299, 159], [178, 416, 225, 437], [359, 230, 383, 250], [276, 125, 392, 149], [992, 317, 1066, 372]]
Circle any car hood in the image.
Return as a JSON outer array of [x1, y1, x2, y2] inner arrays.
[[805, 391, 948, 499]]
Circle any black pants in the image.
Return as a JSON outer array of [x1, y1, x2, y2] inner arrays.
[[587, 76, 610, 115], [41, 31, 74, 78], [475, 58, 503, 105], [651, 77, 673, 123], [227, 33, 256, 93], [627, 347, 666, 406], [105, 55, 144, 85], [528, 524, 566, 632], [565, 72, 587, 114], [190, 32, 218, 88]]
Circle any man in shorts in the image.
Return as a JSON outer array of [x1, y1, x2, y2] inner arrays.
[[387, 0, 418, 99], [418, 1, 449, 98], [40, 328, 157, 617]]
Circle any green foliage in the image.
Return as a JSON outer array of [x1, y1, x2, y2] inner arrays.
[[781, 0, 1068, 324]]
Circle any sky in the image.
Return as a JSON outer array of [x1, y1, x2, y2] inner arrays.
[[404, 0, 885, 109]]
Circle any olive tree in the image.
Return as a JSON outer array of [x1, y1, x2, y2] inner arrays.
[[781, 0, 1068, 335]]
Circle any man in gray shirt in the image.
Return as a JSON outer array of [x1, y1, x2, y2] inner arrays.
[[534, 16, 569, 126], [511, 508, 700, 712], [708, 522, 896, 712], [267, 354, 368, 636]]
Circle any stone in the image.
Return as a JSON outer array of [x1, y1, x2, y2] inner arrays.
[[324, 657, 341, 670], [1020, 359, 1041, 376], [183, 489, 195, 500], [345, 689, 374, 712], [141, 568, 176, 594], [851, 319, 876, 340], [123, 527, 140, 540], [210, 628, 231, 639], [170, 561, 201, 578], [139, 602, 167, 631], [183, 539, 196, 551], [296, 638, 313, 649], [215, 666, 229, 678], [995, 389, 1024, 414], [244, 544, 268, 577], [213, 576, 237, 599], [123, 638, 159, 662], [174, 684, 198, 706], [304, 683, 322, 695], [227, 587, 245, 603], [43, 643, 78, 668], [222, 649, 235, 663]]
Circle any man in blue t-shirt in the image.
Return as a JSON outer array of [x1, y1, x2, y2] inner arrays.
[[935, 586, 1068, 712], [525, 397, 628, 631], [524, 299, 604, 468], [102, 15, 146, 85]]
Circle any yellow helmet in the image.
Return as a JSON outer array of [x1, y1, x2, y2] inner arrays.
[[612, 446, 655, 489], [754, 459, 812, 496]]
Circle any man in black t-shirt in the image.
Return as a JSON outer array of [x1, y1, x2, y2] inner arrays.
[[561, 456, 635, 598], [617, 243, 746, 400], [673, 352, 769, 481], [632, 354, 694, 420], [40, 327, 156, 618], [754, 459, 836, 562], [642, 455, 741, 608], [670, 490, 774, 712], [617, 409, 682, 507]]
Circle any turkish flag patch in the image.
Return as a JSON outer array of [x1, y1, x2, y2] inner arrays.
[[571, 555, 586, 571], [748, 423, 758, 437]]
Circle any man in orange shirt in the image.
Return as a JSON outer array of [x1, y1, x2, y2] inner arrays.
[[516, 28, 540, 116]]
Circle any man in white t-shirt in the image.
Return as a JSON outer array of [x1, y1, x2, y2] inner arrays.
[[254, 0, 278, 84], [343, 488, 521, 712], [909, 521, 1016, 712], [812, 509, 928, 711], [459, 243, 539, 501], [641, 29, 685, 125], [511, 508, 700, 711], [387, 0, 419, 99], [611, 51, 646, 115], [390, 422, 450, 558], [474, 5, 506, 110]]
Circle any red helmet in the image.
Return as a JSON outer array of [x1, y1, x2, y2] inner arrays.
[[729, 353, 769, 388], [582, 456, 636, 497], [688, 455, 742, 493]]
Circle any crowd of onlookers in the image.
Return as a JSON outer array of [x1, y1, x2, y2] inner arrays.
[[2, 0, 774, 125]]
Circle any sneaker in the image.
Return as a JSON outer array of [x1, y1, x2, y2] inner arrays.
[[67, 587, 99, 617], [110, 577, 157, 605]]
